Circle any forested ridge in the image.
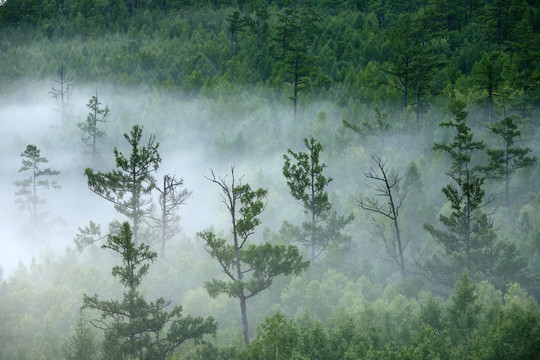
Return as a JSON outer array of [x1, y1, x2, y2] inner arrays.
[[0, 0, 539, 359]]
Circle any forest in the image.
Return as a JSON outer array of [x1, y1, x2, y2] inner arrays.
[[0, 0, 539, 359]]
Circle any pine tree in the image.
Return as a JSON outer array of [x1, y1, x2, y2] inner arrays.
[[61, 309, 98, 360], [274, 7, 319, 121], [78, 92, 110, 168], [49, 62, 74, 125], [85, 125, 161, 246], [198, 167, 308, 349], [83, 222, 216, 360], [483, 115, 536, 207], [282, 137, 353, 263], [423, 101, 495, 286], [447, 270, 481, 345], [14, 144, 60, 231]]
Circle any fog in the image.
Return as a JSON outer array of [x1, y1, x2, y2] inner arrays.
[[2, 79, 534, 287], [0, 81, 338, 279]]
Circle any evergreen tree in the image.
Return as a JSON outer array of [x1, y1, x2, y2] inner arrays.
[[49, 62, 74, 125], [14, 144, 61, 231], [226, 10, 248, 55], [412, 5, 445, 130], [383, 12, 420, 110], [198, 167, 308, 349], [85, 125, 161, 246], [484, 116, 536, 207], [446, 270, 481, 347], [274, 7, 319, 121], [61, 309, 98, 360], [472, 51, 504, 123], [511, 18, 539, 118], [282, 137, 353, 263], [423, 101, 495, 286], [78, 92, 110, 168], [343, 106, 391, 147], [83, 222, 217, 360]]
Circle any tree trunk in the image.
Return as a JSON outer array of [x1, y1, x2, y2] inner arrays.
[[386, 174, 406, 279], [240, 294, 250, 348], [161, 176, 168, 259], [505, 140, 510, 207]]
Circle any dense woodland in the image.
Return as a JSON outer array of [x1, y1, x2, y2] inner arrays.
[[0, 0, 539, 359]]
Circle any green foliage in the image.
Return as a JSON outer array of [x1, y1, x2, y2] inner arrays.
[[283, 137, 353, 262], [1, 1, 540, 358], [61, 309, 98, 360], [487, 302, 540, 360], [85, 125, 161, 245], [344, 106, 391, 147], [447, 270, 481, 341], [249, 312, 299, 360], [78, 92, 110, 168], [83, 222, 217, 360], [423, 100, 501, 287], [13, 144, 61, 231], [274, 6, 321, 120], [483, 115, 536, 206], [198, 168, 308, 347]]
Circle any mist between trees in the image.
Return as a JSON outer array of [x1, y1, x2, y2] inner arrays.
[[0, 78, 537, 359], [0, 0, 539, 358]]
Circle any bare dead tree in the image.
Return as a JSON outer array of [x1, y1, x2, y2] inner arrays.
[[353, 155, 408, 280], [150, 174, 192, 259], [49, 62, 74, 125]]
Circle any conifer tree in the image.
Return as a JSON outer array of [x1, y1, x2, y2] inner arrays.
[[282, 137, 353, 263], [423, 101, 495, 286], [274, 7, 319, 121], [79, 92, 110, 168], [49, 62, 74, 125], [483, 116, 536, 207], [198, 167, 308, 349], [447, 270, 481, 345], [61, 309, 98, 360], [83, 222, 216, 360], [14, 144, 60, 231], [85, 125, 161, 246]]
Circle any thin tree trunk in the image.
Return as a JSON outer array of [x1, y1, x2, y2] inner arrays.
[[240, 294, 249, 348], [232, 188, 250, 349], [505, 140, 510, 207], [161, 176, 168, 259]]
